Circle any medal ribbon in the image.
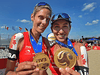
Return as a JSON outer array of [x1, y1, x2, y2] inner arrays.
[[56, 38, 78, 56], [30, 33, 42, 53]]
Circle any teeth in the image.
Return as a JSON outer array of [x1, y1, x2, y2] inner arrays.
[[39, 26, 45, 29], [58, 35, 64, 38]]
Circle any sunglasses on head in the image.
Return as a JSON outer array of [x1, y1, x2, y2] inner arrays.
[[37, 2, 47, 6], [36, 2, 51, 8], [51, 13, 71, 24]]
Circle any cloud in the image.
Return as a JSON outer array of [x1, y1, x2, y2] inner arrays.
[[1, 26, 5, 28], [78, 15, 82, 18], [92, 19, 99, 24], [82, 2, 96, 12], [85, 19, 99, 25], [90, 7, 95, 12], [83, 3, 87, 6], [17, 19, 31, 23], [85, 22, 92, 25]]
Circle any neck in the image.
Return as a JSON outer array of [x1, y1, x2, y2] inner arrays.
[[63, 40, 67, 44], [31, 28, 41, 42], [57, 40, 67, 45]]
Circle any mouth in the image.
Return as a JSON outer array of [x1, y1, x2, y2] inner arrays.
[[38, 26, 46, 29], [58, 35, 65, 39]]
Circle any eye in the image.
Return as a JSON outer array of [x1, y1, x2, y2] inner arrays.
[[53, 25, 60, 31], [63, 26, 68, 29], [39, 16, 44, 20]]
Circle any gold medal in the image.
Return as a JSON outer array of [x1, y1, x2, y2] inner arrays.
[[54, 48, 77, 68], [33, 53, 50, 70]]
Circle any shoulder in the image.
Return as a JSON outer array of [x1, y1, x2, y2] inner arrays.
[[74, 42, 83, 47], [11, 32, 24, 40], [74, 43, 83, 51], [9, 32, 24, 49]]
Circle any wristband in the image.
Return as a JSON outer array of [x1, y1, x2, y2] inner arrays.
[[8, 49, 19, 61], [75, 66, 89, 75]]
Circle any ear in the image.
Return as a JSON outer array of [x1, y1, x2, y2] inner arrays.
[[31, 13, 34, 21]]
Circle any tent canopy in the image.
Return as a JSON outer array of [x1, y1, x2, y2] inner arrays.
[[88, 38, 99, 41]]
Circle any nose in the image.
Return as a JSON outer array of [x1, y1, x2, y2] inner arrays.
[[59, 29, 64, 33], [42, 18, 47, 25]]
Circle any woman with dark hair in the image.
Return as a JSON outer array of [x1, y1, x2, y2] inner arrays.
[[48, 13, 89, 75]]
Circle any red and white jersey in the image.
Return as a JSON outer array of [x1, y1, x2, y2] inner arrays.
[[49, 44, 75, 75], [19, 32, 48, 63]]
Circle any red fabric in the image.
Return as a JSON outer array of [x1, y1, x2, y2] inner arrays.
[[0, 58, 7, 69], [84, 43, 91, 51], [19, 32, 48, 63], [49, 43, 75, 75], [85, 43, 88, 47], [86, 47, 91, 51], [93, 46, 100, 50]]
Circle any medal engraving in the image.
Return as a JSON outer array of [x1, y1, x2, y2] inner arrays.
[[33, 53, 50, 70], [54, 48, 77, 68]]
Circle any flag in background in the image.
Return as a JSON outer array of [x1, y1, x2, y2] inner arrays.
[[25, 28, 28, 32], [12, 26, 15, 31], [19, 27, 22, 31], [5, 26, 9, 30]]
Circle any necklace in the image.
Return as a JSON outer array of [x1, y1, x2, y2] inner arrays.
[[30, 30, 42, 53], [56, 39, 78, 56], [30, 30, 40, 43]]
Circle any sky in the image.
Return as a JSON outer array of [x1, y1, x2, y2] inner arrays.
[[0, 0, 100, 39]]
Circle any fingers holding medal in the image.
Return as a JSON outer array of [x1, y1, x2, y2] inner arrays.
[[54, 48, 77, 69], [33, 53, 50, 70]]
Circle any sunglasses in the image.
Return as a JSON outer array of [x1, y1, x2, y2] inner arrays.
[[51, 13, 71, 24], [36, 2, 51, 9]]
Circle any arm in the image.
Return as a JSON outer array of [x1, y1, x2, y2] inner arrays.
[[5, 33, 23, 75], [5, 59, 17, 75], [5, 33, 40, 75], [74, 43, 89, 75]]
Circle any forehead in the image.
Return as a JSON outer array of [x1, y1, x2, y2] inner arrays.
[[53, 19, 69, 25], [35, 8, 51, 17]]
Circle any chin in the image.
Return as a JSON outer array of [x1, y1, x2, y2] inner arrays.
[[57, 38, 65, 43], [38, 30, 45, 33]]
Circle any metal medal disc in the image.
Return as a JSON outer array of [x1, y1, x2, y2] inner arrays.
[[54, 48, 77, 69], [33, 53, 50, 70]]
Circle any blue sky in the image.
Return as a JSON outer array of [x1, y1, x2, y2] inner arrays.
[[0, 0, 100, 39]]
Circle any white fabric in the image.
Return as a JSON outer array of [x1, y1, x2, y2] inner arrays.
[[80, 46, 88, 67], [11, 33, 23, 50]]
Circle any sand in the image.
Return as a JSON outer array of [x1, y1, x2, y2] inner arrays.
[[87, 49, 100, 75]]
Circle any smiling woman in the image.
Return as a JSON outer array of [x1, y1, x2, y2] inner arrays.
[[48, 13, 89, 75], [5, 2, 52, 75]]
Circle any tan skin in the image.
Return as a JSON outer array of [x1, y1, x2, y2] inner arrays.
[[51, 19, 85, 75], [5, 8, 51, 75]]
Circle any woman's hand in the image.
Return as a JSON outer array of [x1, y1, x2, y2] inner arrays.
[[59, 67, 80, 75], [15, 61, 39, 75]]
